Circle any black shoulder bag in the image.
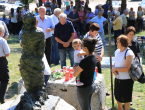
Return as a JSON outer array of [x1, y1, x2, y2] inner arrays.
[[125, 49, 145, 83]]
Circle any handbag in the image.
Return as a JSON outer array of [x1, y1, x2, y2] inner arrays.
[[124, 49, 143, 82]]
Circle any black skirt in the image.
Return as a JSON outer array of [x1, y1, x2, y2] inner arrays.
[[114, 78, 134, 103]]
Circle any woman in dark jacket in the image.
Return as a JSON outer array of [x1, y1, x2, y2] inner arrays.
[[126, 26, 140, 58]]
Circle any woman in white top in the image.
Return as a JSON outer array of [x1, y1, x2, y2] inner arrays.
[[9, 8, 18, 35], [112, 35, 135, 110], [137, 6, 144, 32]]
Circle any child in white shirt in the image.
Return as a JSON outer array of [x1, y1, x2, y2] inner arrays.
[[72, 39, 86, 86]]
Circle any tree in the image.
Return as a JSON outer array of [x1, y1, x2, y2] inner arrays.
[[109, 0, 112, 7], [121, 0, 126, 14], [20, 0, 33, 6], [75, 0, 80, 11], [39, 0, 42, 6]]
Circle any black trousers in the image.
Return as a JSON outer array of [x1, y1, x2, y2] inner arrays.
[[103, 14, 108, 19], [57, 0, 61, 8], [128, 20, 135, 27], [114, 30, 122, 48], [0, 57, 9, 100], [85, 23, 90, 34], [11, 22, 17, 35], [17, 21, 23, 34], [45, 37, 52, 66], [96, 62, 102, 73]]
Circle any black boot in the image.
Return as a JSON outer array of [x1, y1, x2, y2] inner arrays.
[[0, 100, 5, 104]]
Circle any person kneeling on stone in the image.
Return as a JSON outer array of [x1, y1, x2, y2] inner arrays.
[[0, 25, 10, 104], [73, 37, 98, 110], [72, 39, 86, 86]]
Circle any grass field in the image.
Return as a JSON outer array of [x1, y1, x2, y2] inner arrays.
[[1, 34, 145, 110]]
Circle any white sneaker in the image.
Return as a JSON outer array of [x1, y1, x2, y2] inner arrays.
[[76, 81, 84, 86]]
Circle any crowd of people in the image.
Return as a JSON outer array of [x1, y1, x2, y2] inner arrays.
[[0, 0, 143, 110]]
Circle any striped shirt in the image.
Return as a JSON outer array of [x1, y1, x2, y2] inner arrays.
[[0, 36, 10, 57], [84, 32, 103, 56]]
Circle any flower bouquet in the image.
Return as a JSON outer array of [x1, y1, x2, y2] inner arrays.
[[49, 69, 65, 81]]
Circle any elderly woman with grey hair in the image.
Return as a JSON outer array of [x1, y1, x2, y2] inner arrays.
[[112, 11, 122, 47], [89, 10, 107, 50]]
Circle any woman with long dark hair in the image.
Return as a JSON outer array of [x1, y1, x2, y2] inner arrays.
[[17, 7, 23, 34], [9, 8, 18, 35], [73, 37, 98, 110]]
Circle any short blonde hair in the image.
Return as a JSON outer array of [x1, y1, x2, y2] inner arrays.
[[72, 39, 82, 45]]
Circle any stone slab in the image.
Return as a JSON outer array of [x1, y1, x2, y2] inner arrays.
[[0, 95, 76, 110], [41, 95, 60, 110], [9, 94, 23, 110], [101, 57, 142, 68], [47, 74, 106, 110], [55, 99, 76, 110], [0, 100, 14, 110]]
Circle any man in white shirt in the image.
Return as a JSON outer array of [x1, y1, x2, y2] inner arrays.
[[51, 8, 61, 65], [120, 9, 128, 34], [0, 25, 10, 104], [36, 6, 55, 66]]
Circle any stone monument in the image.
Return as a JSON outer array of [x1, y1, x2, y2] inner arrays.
[[15, 11, 48, 110]]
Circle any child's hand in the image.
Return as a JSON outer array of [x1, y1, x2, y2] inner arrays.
[[77, 53, 81, 56], [73, 65, 77, 71]]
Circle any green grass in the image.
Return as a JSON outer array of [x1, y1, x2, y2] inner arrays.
[[2, 33, 145, 109]]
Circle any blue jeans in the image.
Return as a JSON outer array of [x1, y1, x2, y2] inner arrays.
[[114, 30, 122, 47], [98, 32, 106, 50], [59, 47, 74, 69], [51, 36, 60, 65], [79, 22, 85, 36], [44, 75, 50, 86]]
